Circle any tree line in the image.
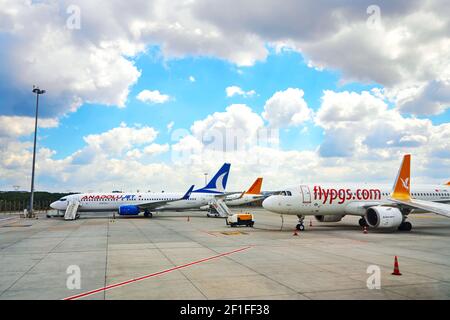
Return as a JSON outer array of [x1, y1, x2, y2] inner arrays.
[[0, 191, 75, 212]]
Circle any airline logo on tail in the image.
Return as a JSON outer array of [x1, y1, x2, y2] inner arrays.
[[193, 163, 231, 194], [401, 177, 409, 190], [246, 177, 263, 195], [391, 154, 411, 201]]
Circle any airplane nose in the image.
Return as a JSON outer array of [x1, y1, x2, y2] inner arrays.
[[50, 201, 58, 210], [262, 196, 277, 211]]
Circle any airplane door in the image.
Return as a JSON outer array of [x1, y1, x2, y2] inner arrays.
[[300, 185, 311, 203]]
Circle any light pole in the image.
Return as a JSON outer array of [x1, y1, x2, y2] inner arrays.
[[28, 86, 45, 218]]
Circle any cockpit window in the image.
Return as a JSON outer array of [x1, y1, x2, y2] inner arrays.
[[60, 198, 67, 201], [286, 191, 292, 196], [281, 191, 286, 196]]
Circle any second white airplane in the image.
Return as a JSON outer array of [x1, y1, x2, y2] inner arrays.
[[262, 155, 450, 232]]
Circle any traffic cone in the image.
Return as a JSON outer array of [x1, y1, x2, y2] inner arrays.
[[363, 226, 368, 234], [293, 230, 299, 236], [392, 256, 402, 276]]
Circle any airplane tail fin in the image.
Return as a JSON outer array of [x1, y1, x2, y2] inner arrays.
[[446, 181, 450, 186], [246, 177, 263, 194], [193, 163, 231, 194], [391, 154, 411, 201]]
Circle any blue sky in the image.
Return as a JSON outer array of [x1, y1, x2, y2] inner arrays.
[[0, 1, 449, 192], [41, 47, 382, 159]]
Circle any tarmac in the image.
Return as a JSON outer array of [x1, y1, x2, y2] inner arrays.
[[1, 209, 449, 300]]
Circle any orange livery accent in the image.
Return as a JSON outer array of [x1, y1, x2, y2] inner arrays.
[[391, 154, 411, 201], [446, 181, 450, 186], [246, 177, 263, 195]]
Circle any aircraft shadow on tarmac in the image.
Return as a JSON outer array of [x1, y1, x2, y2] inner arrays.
[[45, 211, 450, 236], [253, 221, 450, 235]]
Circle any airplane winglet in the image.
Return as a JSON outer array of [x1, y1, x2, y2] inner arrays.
[[181, 185, 195, 200], [246, 177, 263, 194], [391, 154, 411, 201]]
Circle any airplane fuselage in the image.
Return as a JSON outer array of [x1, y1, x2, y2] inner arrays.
[[51, 191, 216, 212], [263, 184, 450, 216]]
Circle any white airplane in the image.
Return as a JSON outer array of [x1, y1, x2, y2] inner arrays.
[[50, 163, 231, 218], [262, 155, 450, 232], [224, 177, 266, 206]]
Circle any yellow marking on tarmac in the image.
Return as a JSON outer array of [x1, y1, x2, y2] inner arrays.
[[411, 215, 441, 219], [220, 231, 249, 236]]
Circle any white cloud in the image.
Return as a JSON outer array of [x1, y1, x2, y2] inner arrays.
[[192, 0, 450, 115], [0, 116, 59, 138], [262, 88, 312, 127], [126, 149, 143, 159], [0, 0, 142, 117], [190, 104, 265, 149], [1, 96, 449, 192], [136, 90, 171, 104], [189, 76, 196, 82], [315, 90, 388, 129], [2, 1, 448, 117], [143, 143, 170, 156], [225, 86, 256, 98], [314, 90, 433, 158], [394, 80, 450, 115], [80, 122, 158, 158]]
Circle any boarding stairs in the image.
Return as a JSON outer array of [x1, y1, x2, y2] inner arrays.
[[64, 201, 80, 220], [208, 198, 232, 217]]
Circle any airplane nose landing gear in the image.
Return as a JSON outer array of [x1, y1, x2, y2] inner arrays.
[[144, 210, 153, 218], [296, 215, 305, 231]]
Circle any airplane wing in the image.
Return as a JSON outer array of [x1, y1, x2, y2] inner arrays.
[[236, 191, 246, 199], [137, 185, 194, 210], [213, 192, 242, 199], [389, 198, 450, 218]]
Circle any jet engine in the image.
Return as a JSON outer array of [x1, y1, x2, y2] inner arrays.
[[315, 215, 344, 222], [118, 205, 140, 215], [365, 206, 403, 228]]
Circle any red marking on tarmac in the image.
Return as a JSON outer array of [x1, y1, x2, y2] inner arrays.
[[63, 246, 251, 300]]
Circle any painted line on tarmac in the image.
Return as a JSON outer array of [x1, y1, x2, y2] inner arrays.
[[0, 217, 19, 225], [63, 245, 252, 300]]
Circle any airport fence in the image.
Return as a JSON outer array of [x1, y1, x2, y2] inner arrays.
[[0, 199, 52, 213]]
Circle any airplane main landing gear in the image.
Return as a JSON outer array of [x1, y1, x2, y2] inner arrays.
[[359, 218, 368, 227], [144, 210, 153, 218], [296, 215, 305, 231], [398, 221, 412, 231]]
